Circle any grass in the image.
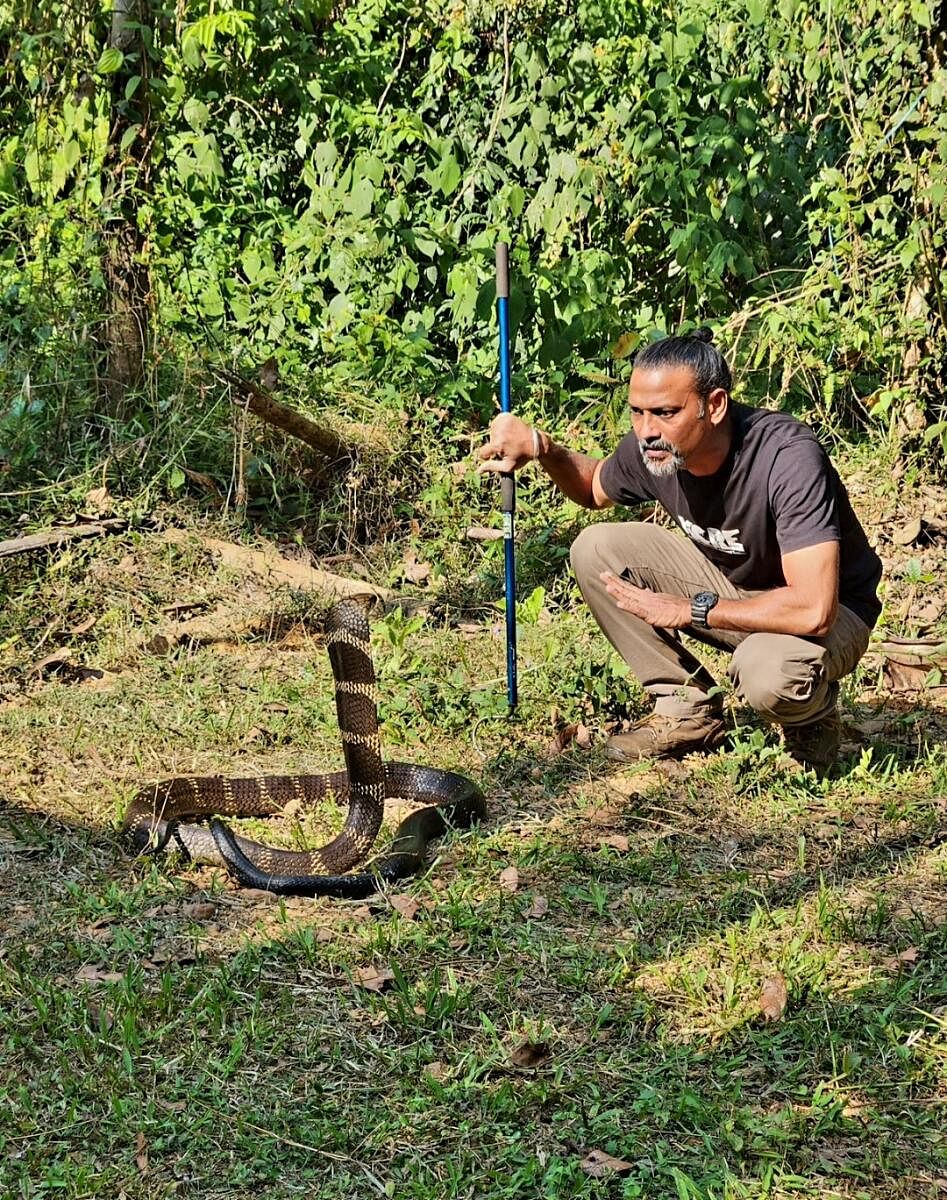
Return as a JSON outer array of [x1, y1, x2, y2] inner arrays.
[[1, 455, 946, 1199]]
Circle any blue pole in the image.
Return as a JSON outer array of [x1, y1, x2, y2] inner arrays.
[[496, 243, 517, 710]]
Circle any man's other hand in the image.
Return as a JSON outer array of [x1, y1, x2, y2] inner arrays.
[[600, 571, 691, 629]]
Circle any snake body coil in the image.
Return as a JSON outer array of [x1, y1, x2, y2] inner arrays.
[[123, 601, 485, 897]]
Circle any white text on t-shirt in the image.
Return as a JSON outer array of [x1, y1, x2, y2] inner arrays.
[[678, 516, 746, 555]]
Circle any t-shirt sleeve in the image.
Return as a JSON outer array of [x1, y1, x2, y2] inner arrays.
[[598, 432, 655, 506], [769, 438, 841, 554]]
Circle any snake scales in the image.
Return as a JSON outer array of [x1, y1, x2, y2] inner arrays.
[[123, 600, 486, 898]]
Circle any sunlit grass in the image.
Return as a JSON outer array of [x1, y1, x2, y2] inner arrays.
[[1, 509, 945, 1199]]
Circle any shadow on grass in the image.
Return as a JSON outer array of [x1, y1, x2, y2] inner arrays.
[[2, 733, 945, 1200]]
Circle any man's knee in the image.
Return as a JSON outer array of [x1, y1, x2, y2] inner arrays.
[[569, 524, 604, 585], [728, 634, 825, 722], [570, 523, 628, 590], [570, 522, 662, 588]]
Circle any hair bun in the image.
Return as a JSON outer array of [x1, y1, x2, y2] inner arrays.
[[692, 326, 714, 344]]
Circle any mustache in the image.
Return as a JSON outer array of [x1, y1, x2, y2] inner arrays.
[[638, 436, 685, 476], [638, 438, 679, 454]]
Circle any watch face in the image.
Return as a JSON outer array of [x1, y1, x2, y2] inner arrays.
[[694, 591, 718, 606]]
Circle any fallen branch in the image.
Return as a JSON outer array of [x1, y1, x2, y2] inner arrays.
[[159, 529, 392, 603], [212, 366, 348, 462], [0, 519, 129, 558], [877, 637, 947, 661], [151, 532, 395, 647]]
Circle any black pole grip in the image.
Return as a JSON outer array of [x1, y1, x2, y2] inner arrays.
[[500, 475, 515, 514], [496, 243, 509, 299]]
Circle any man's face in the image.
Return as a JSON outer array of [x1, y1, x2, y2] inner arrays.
[[628, 364, 709, 476]]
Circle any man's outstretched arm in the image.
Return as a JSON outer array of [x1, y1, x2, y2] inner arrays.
[[602, 540, 841, 638], [476, 413, 613, 510]]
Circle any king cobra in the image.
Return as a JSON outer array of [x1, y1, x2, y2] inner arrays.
[[122, 600, 486, 897]]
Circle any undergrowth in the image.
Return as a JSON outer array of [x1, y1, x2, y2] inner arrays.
[[1, 486, 946, 1199]]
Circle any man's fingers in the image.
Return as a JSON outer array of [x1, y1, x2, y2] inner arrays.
[[477, 456, 517, 475], [601, 570, 632, 593], [475, 442, 515, 468]]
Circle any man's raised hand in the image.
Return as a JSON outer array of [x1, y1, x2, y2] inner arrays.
[[476, 413, 538, 475]]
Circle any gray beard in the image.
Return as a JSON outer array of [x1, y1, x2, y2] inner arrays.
[[638, 439, 685, 477]]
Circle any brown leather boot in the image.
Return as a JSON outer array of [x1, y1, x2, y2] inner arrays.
[[782, 710, 841, 775], [605, 712, 726, 763]]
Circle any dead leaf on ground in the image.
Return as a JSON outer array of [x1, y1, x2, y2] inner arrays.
[[180, 902, 216, 921], [135, 1131, 148, 1174], [884, 946, 920, 972], [544, 723, 578, 758], [588, 805, 623, 828], [145, 941, 197, 968], [68, 615, 97, 635], [499, 866, 520, 893], [31, 649, 72, 677], [574, 723, 592, 749], [580, 1149, 635, 1178], [84, 486, 112, 516], [402, 549, 432, 585], [509, 1040, 551, 1068], [892, 516, 923, 546], [760, 973, 789, 1021], [389, 894, 420, 921], [182, 467, 222, 497], [424, 1060, 450, 1081], [914, 600, 944, 626], [525, 894, 549, 919], [76, 964, 124, 985], [353, 965, 395, 992], [853, 716, 888, 736], [600, 834, 630, 852], [883, 657, 941, 693]]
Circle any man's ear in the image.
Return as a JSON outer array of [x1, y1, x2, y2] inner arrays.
[[706, 387, 729, 426]]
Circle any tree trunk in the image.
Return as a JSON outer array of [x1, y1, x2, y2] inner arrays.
[[100, 0, 152, 410]]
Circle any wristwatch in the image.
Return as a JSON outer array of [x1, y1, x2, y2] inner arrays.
[[690, 590, 719, 628]]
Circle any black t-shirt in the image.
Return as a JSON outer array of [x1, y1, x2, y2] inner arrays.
[[598, 403, 882, 628]]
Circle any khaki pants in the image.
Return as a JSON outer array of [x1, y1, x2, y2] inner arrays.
[[570, 522, 871, 727]]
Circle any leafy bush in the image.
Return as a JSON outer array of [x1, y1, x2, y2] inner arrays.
[[0, 0, 943, 506]]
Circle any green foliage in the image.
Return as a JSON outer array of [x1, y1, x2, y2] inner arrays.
[[0, 0, 943, 512]]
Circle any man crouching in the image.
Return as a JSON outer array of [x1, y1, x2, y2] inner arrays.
[[477, 329, 881, 775]]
